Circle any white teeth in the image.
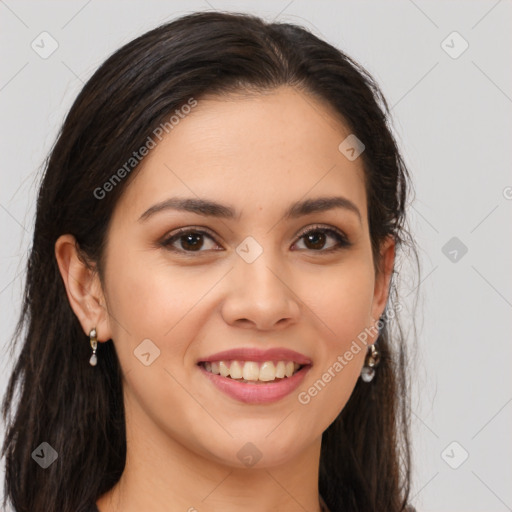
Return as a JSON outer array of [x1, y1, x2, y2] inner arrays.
[[275, 361, 286, 378], [259, 361, 276, 381], [229, 361, 243, 379], [242, 361, 260, 381], [202, 360, 303, 382], [219, 361, 229, 377], [285, 361, 295, 378]]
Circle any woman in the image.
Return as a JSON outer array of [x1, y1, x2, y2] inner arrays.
[[2, 11, 419, 512]]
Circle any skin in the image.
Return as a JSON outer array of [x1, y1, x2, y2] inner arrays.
[[55, 85, 394, 512]]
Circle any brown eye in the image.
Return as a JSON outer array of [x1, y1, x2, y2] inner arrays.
[[293, 226, 351, 253], [179, 232, 204, 251], [160, 225, 351, 256], [161, 229, 220, 254]]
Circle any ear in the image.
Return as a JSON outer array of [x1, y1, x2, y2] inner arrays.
[[54, 234, 112, 342], [370, 235, 396, 325]]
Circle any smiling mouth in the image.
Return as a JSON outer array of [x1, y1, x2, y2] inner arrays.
[[198, 360, 306, 383]]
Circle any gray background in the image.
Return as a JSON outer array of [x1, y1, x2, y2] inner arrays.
[[1, 1, 511, 511]]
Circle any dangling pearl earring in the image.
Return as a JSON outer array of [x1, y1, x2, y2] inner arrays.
[[360, 343, 380, 382], [89, 328, 98, 366]]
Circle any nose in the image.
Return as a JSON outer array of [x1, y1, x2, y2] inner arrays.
[[220, 250, 301, 331]]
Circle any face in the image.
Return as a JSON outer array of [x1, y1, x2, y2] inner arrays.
[[91, 86, 393, 468]]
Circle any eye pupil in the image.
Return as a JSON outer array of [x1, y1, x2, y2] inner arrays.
[[304, 231, 326, 250], [181, 233, 203, 251]]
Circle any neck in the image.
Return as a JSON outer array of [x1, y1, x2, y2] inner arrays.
[[96, 392, 324, 512]]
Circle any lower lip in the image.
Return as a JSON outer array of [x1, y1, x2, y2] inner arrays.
[[198, 364, 312, 404]]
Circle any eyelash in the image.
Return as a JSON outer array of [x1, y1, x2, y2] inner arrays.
[[160, 224, 352, 256]]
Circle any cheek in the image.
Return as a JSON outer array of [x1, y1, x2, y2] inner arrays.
[[103, 247, 233, 388], [102, 252, 211, 423], [294, 261, 373, 420], [301, 258, 375, 346], [105, 247, 211, 338]]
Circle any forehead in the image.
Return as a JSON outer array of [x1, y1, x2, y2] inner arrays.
[[114, 86, 368, 225]]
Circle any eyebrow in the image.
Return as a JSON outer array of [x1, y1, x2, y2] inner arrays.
[[138, 195, 362, 224]]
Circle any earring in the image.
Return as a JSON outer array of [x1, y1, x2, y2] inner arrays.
[[360, 343, 380, 382], [89, 328, 98, 366]]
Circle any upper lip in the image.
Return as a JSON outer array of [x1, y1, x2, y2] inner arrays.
[[197, 347, 312, 365]]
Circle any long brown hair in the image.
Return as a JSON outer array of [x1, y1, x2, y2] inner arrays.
[[1, 11, 419, 512]]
